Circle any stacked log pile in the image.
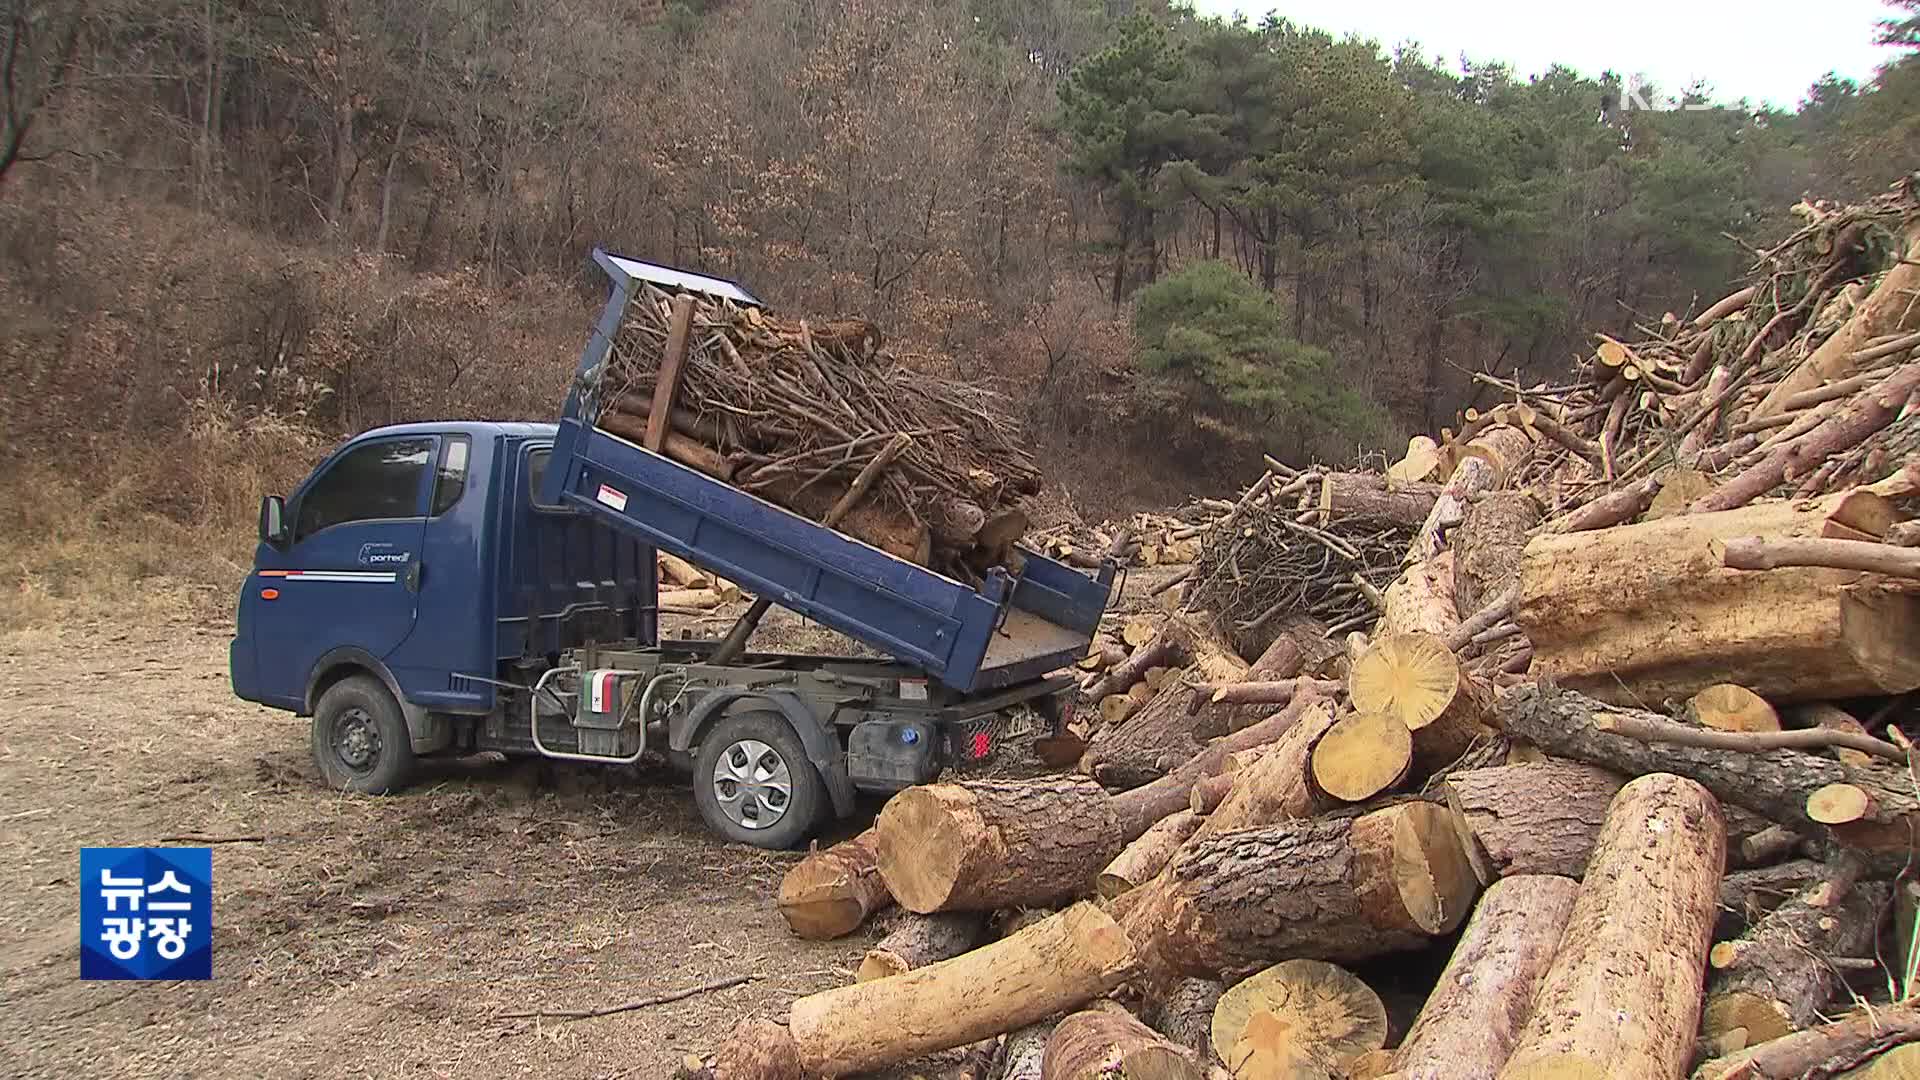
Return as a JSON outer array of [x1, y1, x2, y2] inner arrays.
[[677, 185, 1920, 1079]]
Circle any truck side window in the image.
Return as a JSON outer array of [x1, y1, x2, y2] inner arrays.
[[430, 436, 470, 516], [294, 436, 434, 542]]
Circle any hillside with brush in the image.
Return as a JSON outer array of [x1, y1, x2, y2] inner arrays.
[[2, 0, 1918, 617]]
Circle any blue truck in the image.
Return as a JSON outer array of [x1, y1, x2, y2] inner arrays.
[[229, 251, 1117, 849]]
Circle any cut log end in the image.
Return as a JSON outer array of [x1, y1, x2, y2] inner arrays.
[[1349, 632, 1460, 731], [1808, 783, 1875, 825], [1361, 801, 1481, 937], [1710, 940, 1744, 969], [776, 829, 891, 940], [1690, 684, 1781, 733], [1211, 959, 1386, 1075], [1310, 711, 1412, 803], [1703, 992, 1795, 1047]]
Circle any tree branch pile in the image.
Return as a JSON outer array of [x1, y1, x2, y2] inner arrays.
[[592, 281, 1043, 578]]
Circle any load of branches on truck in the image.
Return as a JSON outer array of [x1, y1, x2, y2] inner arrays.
[[593, 282, 1043, 584], [671, 180, 1920, 1079]]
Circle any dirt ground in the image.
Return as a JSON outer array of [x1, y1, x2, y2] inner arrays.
[[0, 576, 1174, 1079]]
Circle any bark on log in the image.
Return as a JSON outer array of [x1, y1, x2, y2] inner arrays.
[[1320, 472, 1442, 529], [1827, 1037, 1920, 1068], [786, 901, 1138, 1077], [1695, 361, 1920, 513], [857, 911, 987, 982], [658, 551, 711, 587], [1694, 1006, 1920, 1079], [1734, 824, 1803, 869], [1718, 860, 1825, 940], [778, 828, 893, 940], [1120, 802, 1479, 980], [1083, 632, 1182, 703], [1390, 874, 1580, 1080], [1205, 616, 1338, 738], [1109, 692, 1340, 841], [1201, 679, 1344, 709], [1189, 701, 1343, 843], [1083, 627, 1247, 788], [1721, 536, 1920, 578], [599, 409, 737, 481], [879, 697, 1332, 919], [1835, 1043, 1920, 1078], [1189, 773, 1235, 815], [1408, 425, 1534, 565], [1547, 474, 1663, 533], [1515, 490, 1920, 703], [1452, 491, 1543, 619], [1592, 711, 1903, 765], [1497, 774, 1725, 1080], [1148, 978, 1225, 1064], [1043, 1001, 1204, 1080], [1752, 219, 1920, 417], [1380, 554, 1463, 642], [993, 1022, 1056, 1080], [1495, 684, 1920, 855], [1442, 762, 1627, 884], [1705, 857, 1885, 1044], [1098, 810, 1202, 899], [875, 778, 1122, 913], [1788, 703, 1877, 768]]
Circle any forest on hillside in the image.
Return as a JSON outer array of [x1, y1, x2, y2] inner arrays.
[[2, 0, 1918, 523]]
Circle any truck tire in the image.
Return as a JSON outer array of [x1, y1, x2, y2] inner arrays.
[[310, 674, 417, 795], [691, 711, 825, 850]]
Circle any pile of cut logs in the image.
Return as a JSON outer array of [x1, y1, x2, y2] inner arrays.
[[654, 551, 744, 613], [1027, 508, 1218, 571], [678, 184, 1920, 1079]]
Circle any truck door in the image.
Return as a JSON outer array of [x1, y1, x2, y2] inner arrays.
[[250, 434, 436, 707]]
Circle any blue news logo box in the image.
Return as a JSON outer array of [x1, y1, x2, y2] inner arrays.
[[80, 847, 212, 980]]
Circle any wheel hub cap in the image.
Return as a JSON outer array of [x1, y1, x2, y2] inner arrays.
[[712, 739, 792, 830], [334, 707, 381, 771]]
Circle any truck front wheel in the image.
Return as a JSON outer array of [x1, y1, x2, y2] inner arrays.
[[691, 712, 825, 850], [310, 674, 417, 794]]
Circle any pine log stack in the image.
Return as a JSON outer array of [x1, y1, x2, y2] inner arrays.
[[695, 186, 1920, 1080]]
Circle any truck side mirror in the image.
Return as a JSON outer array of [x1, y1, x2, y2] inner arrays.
[[259, 496, 289, 548]]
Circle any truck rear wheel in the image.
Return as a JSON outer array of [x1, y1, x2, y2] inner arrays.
[[310, 674, 416, 794], [691, 711, 824, 850]]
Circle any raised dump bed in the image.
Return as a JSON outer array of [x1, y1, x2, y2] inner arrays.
[[540, 250, 1115, 693]]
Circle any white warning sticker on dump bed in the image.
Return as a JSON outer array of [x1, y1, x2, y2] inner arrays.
[[595, 484, 629, 512]]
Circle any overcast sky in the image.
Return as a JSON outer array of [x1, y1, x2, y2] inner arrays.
[[1188, 0, 1905, 110]]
